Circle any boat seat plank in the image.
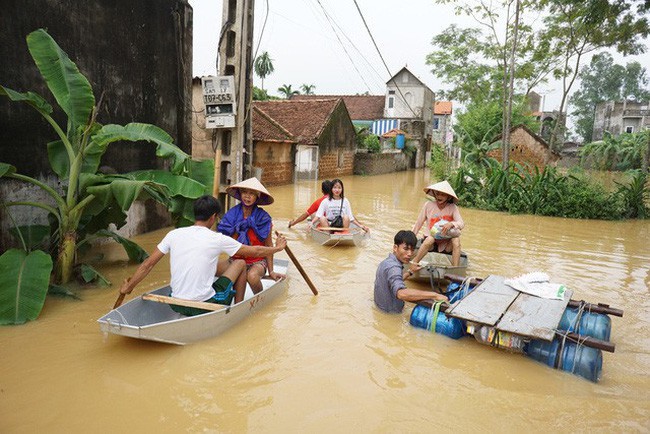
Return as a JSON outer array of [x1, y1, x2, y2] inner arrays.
[[446, 275, 518, 325], [142, 294, 227, 312], [497, 288, 573, 341]]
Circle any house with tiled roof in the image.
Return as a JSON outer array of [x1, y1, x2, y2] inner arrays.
[[251, 106, 297, 185], [433, 101, 453, 147], [291, 94, 384, 127], [252, 98, 356, 184], [487, 124, 560, 169], [382, 67, 435, 168]]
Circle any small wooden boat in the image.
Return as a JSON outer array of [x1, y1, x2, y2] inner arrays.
[[407, 251, 469, 285], [309, 222, 369, 247], [97, 259, 289, 345]]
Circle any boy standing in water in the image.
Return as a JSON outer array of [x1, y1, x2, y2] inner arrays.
[[374, 230, 448, 314]]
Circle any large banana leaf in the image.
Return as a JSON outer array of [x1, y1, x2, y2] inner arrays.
[[0, 85, 53, 114], [129, 170, 206, 198], [186, 159, 214, 193], [9, 225, 51, 250], [26, 29, 94, 127], [0, 162, 16, 177], [85, 179, 170, 214], [0, 249, 53, 325], [89, 123, 189, 173], [94, 229, 149, 263]]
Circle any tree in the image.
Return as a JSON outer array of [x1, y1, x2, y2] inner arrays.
[[277, 84, 299, 99], [0, 30, 210, 323], [570, 53, 650, 142], [300, 84, 316, 95], [539, 0, 650, 150], [253, 51, 274, 91]]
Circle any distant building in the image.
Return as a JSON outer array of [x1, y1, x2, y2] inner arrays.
[[488, 124, 560, 169], [291, 94, 384, 130], [592, 99, 650, 141], [432, 101, 453, 147], [382, 67, 435, 168]]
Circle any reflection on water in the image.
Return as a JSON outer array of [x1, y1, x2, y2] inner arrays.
[[2, 169, 649, 432]]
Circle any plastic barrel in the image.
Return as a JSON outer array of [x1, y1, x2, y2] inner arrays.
[[558, 308, 611, 342], [409, 304, 465, 339], [395, 133, 405, 149], [446, 281, 475, 304], [524, 338, 603, 382]]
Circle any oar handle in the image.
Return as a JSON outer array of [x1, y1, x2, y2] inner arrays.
[[276, 231, 318, 295]]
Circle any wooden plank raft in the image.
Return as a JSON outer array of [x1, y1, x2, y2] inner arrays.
[[445, 274, 573, 341]]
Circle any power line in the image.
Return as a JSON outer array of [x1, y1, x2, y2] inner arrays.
[[314, 0, 373, 93], [352, 0, 418, 117]]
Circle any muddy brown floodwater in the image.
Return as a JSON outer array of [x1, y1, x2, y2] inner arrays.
[[2, 169, 649, 432]]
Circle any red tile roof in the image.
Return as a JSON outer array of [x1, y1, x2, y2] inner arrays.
[[252, 106, 295, 142], [434, 101, 453, 115], [291, 94, 384, 120], [253, 99, 344, 144]]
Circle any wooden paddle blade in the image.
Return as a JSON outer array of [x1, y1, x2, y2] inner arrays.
[[275, 230, 318, 295], [113, 293, 126, 309]]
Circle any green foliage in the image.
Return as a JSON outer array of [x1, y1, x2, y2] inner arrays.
[[0, 249, 53, 324], [456, 98, 540, 148], [570, 53, 650, 142], [253, 51, 274, 91], [615, 170, 650, 219], [363, 135, 381, 153], [450, 161, 647, 220], [402, 142, 417, 158], [580, 131, 649, 170], [277, 84, 299, 99], [427, 144, 448, 180], [300, 84, 316, 95], [0, 29, 212, 322]]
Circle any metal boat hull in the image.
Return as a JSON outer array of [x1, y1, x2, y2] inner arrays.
[[97, 259, 289, 345]]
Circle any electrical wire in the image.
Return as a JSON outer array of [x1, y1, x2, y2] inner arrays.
[[352, 0, 419, 117], [314, 0, 373, 93]]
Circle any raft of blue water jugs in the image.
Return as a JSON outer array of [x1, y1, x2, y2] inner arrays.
[[409, 280, 615, 382]]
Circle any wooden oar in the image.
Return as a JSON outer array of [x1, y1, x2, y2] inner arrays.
[[276, 230, 318, 295], [142, 294, 226, 311], [113, 292, 126, 309]]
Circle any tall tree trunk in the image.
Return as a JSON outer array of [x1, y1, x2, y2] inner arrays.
[[56, 231, 76, 284], [502, 0, 521, 169]]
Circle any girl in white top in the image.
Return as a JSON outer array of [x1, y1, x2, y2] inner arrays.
[[316, 178, 369, 232]]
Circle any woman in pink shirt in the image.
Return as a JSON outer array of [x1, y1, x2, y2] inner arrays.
[[410, 180, 464, 269]]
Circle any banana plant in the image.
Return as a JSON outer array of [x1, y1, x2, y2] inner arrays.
[[0, 29, 210, 323]]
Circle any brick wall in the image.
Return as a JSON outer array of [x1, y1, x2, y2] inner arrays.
[[488, 127, 559, 169], [253, 141, 294, 186], [319, 151, 354, 178], [353, 152, 410, 175]]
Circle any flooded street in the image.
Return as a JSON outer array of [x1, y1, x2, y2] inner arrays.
[[2, 169, 649, 432]]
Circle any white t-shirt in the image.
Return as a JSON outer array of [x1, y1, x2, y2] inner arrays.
[[316, 197, 355, 222], [157, 226, 242, 301]]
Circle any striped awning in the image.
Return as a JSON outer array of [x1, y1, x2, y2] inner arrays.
[[371, 119, 400, 136]]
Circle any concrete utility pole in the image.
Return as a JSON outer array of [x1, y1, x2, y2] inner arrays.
[[214, 0, 255, 208]]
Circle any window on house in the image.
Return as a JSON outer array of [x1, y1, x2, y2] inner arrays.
[[388, 90, 395, 95], [388, 97, 394, 108], [433, 118, 440, 130], [625, 126, 634, 133]]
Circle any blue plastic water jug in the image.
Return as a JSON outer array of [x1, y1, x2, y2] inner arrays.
[[409, 304, 465, 339], [524, 338, 603, 382], [558, 308, 611, 341]]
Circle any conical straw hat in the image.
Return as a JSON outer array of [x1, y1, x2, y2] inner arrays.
[[226, 177, 274, 205], [423, 180, 458, 203]]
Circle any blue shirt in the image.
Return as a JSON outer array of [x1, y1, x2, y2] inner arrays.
[[374, 253, 406, 313]]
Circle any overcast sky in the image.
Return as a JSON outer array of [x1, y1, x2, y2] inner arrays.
[[188, 0, 649, 116]]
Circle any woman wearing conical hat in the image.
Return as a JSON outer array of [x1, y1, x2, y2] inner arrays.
[[217, 177, 283, 302], [410, 180, 465, 269]]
